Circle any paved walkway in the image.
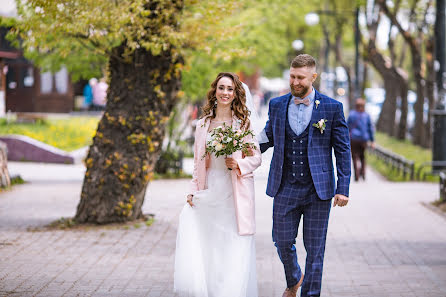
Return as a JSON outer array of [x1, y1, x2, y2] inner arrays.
[[1, 153, 445, 297]]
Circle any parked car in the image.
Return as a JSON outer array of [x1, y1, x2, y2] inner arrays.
[[364, 88, 385, 124]]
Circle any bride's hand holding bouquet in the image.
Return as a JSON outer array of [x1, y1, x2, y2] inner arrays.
[[203, 122, 257, 170]]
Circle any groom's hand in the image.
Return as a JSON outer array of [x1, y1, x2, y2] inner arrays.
[[242, 148, 254, 158], [333, 194, 349, 207]]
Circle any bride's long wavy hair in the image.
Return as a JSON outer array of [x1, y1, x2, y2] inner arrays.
[[201, 72, 250, 129]]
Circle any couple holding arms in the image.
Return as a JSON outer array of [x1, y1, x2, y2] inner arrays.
[[174, 54, 352, 297]]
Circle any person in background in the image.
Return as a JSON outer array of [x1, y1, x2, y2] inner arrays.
[[83, 78, 97, 110], [92, 77, 108, 110], [347, 98, 375, 181]]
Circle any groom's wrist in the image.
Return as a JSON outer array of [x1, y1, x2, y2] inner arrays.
[[335, 188, 349, 197]]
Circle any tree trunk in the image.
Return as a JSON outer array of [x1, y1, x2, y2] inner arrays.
[[366, 42, 400, 136], [0, 141, 10, 188], [361, 62, 368, 98], [75, 44, 182, 224], [424, 36, 435, 148], [378, 76, 398, 135], [412, 59, 425, 145], [412, 49, 426, 146], [396, 72, 409, 140]]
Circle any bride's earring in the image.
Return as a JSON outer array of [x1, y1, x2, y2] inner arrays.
[[214, 100, 217, 107]]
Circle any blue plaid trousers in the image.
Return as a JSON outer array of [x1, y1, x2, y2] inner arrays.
[[273, 181, 332, 297]]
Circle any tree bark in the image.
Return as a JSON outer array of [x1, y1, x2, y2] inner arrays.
[[0, 141, 10, 188], [409, 46, 426, 146], [366, 41, 401, 136], [378, 75, 398, 135], [75, 43, 182, 224], [387, 24, 409, 140], [424, 36, 435, 148], [361, 62, 368, 98], [396, 71, 409, 140]]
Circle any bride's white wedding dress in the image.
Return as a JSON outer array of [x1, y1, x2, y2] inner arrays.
[[174, 133, 258, 297]]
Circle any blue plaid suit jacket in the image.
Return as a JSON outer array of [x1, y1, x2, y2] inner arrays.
[[260, 90, 351, 199]]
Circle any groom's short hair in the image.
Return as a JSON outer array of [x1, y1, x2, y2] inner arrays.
[[291, 54, 316, 70]]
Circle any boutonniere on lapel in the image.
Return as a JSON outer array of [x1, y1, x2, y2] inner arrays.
[[315, 100, 320, 109], [312, 118, 327, 134]]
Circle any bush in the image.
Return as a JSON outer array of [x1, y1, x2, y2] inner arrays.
[[155, 149, 184, 175]]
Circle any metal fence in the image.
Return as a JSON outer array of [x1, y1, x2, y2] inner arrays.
[[415, 161, 446, 180], [368, 145, 415, 180]]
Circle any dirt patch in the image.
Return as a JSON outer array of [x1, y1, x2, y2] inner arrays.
[[27, 213, 155, 232], [432, 200, 446, 213]]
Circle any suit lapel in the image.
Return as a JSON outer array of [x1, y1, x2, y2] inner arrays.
[[309, 90, 323, 143], [279, 94, 292, 148]]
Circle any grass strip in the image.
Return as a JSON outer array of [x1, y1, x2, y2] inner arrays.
[[367, 132, 438, 182]]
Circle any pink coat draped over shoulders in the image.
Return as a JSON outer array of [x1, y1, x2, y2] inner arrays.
[[189, 114, 262, 235]]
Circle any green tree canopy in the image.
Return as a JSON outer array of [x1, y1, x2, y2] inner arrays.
[[10, 0, 337, 100]]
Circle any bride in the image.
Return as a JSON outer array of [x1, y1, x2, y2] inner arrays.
[[174, 72, 262, 297]]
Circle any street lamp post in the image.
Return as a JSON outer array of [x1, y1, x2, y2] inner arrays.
[[433, 0, 446, 172], [354, 7, 361, 100]]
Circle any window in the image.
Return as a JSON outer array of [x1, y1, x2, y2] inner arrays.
[[22, 67, 34, 88], [6, 66, 16, 89], [55, 67, 68, 94], [40, 71, 52, 93]]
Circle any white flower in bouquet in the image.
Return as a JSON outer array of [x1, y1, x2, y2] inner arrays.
[[203, 122, 257, 159]]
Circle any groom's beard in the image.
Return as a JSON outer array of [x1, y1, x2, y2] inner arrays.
[[290, 84, 309, 98]]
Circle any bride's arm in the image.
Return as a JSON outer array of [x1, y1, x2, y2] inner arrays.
[[189, 120, 201, 194]]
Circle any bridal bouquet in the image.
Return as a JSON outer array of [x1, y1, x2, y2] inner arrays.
[[203, 123, 257, 159]]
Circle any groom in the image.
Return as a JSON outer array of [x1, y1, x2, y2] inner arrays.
[[259, 54, 351, 297]]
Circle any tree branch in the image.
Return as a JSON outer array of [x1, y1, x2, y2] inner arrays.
[[420, 0, 434, 32], [377, 0, 415, 47]]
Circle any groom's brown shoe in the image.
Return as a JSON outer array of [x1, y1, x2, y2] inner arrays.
[[282, 273, 304, 297]]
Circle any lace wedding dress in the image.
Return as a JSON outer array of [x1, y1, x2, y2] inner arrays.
[[174, 132, 258, 297]]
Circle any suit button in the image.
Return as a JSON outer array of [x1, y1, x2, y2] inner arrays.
[[293, 161, 295, 165], [293, 140, 296, 143], [293, 151, 296, 154], [293, 173, 296, 176], [300, 140, 303, 143], [300, 151, 303, 155], [300, 161, 303, 165], [301, 173, 304, 176]]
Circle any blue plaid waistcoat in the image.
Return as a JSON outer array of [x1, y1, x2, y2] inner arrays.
[[283, 117, 312, 184]]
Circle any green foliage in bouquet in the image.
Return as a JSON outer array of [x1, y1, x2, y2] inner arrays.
[[203, 123, 256, 159]]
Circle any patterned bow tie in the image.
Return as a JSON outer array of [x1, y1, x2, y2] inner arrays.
[[294, 97, 310, 106]]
